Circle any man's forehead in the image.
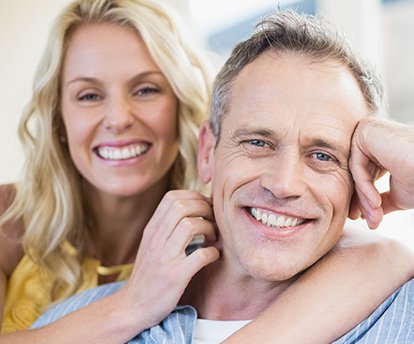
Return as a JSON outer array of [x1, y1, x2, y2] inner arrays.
[[230, 51, 368, 111], [225, 52, 368, 143]]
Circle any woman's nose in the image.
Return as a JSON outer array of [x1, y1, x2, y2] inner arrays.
[[103, 95, 134, 133]]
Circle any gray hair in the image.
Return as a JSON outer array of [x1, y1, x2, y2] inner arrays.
[[210, 10, 384, 140]]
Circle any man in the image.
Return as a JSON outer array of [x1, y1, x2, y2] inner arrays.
[[32, 10, 414, 343]]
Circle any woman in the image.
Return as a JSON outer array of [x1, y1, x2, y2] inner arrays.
[[0, 0, 412, 342], [0, 0, 214, 337]]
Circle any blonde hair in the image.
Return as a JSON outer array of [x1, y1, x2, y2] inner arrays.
[[1, 0, 212, 299]]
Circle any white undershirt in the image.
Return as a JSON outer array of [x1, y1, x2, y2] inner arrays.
[[192, 318, 251, 344]]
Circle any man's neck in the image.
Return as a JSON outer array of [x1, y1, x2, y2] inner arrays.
[[182, 258, 298, 320]]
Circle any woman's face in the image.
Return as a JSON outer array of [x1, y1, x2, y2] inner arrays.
[[60, 23, 179, 198]]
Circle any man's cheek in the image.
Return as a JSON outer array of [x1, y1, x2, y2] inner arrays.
[[332, 172, 354, 199]]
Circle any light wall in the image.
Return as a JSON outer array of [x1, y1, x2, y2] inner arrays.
[[0, 0, 73, 183], [317, 0, 384, 76], [0, 1, 413, 247]]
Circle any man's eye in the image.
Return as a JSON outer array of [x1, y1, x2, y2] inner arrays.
[[78, 93, 100, 101], [314, 152, 333, 161], [247, 139, 270, 148]]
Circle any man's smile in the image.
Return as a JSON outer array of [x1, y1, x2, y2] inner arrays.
[[249, 207, 306, 228]]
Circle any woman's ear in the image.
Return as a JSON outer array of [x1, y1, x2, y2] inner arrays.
[[58, 119, 68, 144], [198, 121, 216, 184]]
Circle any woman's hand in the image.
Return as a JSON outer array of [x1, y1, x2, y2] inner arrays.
[[119, 189, 219, 330]]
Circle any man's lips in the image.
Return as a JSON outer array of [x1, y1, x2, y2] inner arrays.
[[248, 207, 309, 228]]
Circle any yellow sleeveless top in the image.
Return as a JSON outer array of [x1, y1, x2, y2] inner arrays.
[[1, 244, 133, 334]]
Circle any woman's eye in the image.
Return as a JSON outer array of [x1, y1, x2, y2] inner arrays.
[[78, 93, 100, 101], [135, 86, 159, 96]]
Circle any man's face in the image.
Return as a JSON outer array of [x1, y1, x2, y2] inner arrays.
[[199, 52, 368, 282]]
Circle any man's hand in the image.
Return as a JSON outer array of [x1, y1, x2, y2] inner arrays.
[[349, 116, 414, 228]]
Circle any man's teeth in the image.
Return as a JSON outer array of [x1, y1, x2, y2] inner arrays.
[[97, 144, 149, 160], [250, 207, 305, 228]]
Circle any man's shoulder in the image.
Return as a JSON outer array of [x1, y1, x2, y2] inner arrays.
[[334, 278, 414, 343], [31, 281, 125, 328]]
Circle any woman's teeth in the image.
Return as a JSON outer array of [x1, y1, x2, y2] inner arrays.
[[97, 144, 149, 160]]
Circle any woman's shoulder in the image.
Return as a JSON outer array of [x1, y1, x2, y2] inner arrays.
[[0, 183, 17, 214], [0, 183, 24, 276], [2, 255, 55, 333]]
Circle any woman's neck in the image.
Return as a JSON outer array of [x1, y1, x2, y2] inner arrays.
[[82, 177, 170, 266]]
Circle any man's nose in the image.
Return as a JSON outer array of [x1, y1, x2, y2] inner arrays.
[[103, 95, 134, 133], [260, 150, 306, 199]]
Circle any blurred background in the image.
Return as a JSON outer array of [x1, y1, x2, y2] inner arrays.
[[1, 0, 413, 245]]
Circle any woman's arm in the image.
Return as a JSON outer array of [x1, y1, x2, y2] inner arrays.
[[0, 190, 219, 343], [223, 227, 414, 344], [0, 185, 138, 343]]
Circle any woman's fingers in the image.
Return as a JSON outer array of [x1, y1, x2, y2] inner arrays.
[[183, 246, 220, 278], [141, 190, 213, 244], [166, 217, 217, 255], [151, 190, 212, 225]]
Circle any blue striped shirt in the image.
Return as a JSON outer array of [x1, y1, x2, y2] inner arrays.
[[32, 279, 414, 343]]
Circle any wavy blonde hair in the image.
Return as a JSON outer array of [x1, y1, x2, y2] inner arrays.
[[1, 0, 212, 299]]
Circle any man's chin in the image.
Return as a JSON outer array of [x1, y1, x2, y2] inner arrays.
[[239, 254, 307, 283]]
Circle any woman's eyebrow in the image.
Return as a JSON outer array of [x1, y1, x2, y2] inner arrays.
[[66, 71, 164, 87], [66, 76, 101, 86]]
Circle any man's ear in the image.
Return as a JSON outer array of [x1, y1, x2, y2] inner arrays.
[[198, 121, 216, 184]]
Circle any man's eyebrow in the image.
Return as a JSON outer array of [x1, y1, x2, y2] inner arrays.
[[309, 138, 349, 157], [232, 127, 276, 139]]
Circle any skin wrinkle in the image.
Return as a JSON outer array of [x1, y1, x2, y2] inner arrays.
[[232, 124, 351, 177], [230, 109, 355, 153], [203, 53, 368, 287], [231, 127, 349, 179], [246, 182, 316, 221], [217, 140, 244, 208], [222, 127, 345, 220]]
